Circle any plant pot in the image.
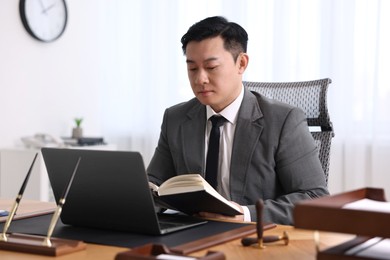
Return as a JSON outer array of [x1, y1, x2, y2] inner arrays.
[[72, 127, 83, 139]]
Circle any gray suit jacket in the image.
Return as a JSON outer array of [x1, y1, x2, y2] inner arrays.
[[147, 87, 329, 225]]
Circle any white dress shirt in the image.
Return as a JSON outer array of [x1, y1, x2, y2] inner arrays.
[[205, 85, 251, 221]]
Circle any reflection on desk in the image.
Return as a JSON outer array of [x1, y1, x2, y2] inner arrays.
[[0, 200, 55, 223], [0, 199, 354, 260]]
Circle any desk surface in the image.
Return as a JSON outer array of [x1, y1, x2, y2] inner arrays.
[[0, 199, 353, 260]]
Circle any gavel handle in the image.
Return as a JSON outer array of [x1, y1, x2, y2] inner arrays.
[[263, 235, 281, 243], [241, 235, 279, 247], [241, 232, 289, 247]]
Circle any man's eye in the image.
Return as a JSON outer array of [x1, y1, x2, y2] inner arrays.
[[188, 68, 198, 71], [207, 66, 217, 70]]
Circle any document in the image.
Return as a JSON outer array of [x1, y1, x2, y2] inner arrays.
[[342, 198, 390, 213], [345, 237, 390, 259]]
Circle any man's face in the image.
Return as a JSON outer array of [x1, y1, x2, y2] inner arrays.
[[185, 36, 248, 112]]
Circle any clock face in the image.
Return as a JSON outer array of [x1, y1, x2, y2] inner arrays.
[[19, 0, 68, 42]]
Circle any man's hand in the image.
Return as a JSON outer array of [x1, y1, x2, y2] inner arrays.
[[197, 201, 245, 221]]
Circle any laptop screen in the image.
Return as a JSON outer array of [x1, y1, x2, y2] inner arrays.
[[41, 148, 166, 234]]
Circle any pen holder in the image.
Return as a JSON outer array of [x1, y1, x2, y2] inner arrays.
[[0, 156, 86, 256], [0, 233, 86, 256], [115, 243, 225, 260]]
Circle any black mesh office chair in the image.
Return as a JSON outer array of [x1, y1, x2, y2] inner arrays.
[[243, 78, 334, 184]]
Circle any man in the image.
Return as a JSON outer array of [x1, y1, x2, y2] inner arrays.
[[147, 16, 328, 225]]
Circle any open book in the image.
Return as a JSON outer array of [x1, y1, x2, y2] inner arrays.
[[149, 174, 242, 216]]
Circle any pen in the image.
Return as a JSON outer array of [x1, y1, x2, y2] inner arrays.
[[0, 153, 38, 242], [43, 157, 81, 247]]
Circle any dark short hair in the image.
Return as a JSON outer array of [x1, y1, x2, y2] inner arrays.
[[181, 16, 248, 61]]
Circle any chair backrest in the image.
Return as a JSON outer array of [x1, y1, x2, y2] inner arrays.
[[243, 78, 334, 184]]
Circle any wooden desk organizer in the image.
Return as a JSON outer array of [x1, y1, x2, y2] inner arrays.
[[294, 187, 390, 260], [115, 243, 225, 260], [0, 233, 86, 256]]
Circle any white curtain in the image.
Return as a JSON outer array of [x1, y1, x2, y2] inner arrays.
[[96, 0, 390, 194]]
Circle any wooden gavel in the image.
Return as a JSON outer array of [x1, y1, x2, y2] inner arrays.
[[241, 199, 289, 248]]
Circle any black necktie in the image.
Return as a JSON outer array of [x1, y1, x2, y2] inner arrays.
[[205, 115, 227, 189]]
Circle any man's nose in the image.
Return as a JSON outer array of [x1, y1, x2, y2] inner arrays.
[[194, 69, 209, 85]]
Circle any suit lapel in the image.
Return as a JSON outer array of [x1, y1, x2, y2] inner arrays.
[[230, 89, 263, 201], [181, 103, 206, 175]]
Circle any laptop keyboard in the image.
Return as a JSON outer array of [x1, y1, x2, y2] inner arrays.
[[159, 221, 187, 229], [157, 213, 207, 232]]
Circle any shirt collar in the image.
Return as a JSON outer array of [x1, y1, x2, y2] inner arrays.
[[206, 85, 244, 124]]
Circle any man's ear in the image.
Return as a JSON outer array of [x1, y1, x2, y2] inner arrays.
[[238, 53, 249, 74]]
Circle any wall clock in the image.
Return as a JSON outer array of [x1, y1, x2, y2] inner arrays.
[[19, 0, 68, 42]]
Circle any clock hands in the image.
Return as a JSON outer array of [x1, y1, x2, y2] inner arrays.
[[39, 0, 56, 15], [42, 4, 56, 14], [38, 0, 46, 11]]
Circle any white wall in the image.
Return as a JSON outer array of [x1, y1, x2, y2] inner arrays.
[[0, 1, 106, 148], [0, 0, 192, 165]]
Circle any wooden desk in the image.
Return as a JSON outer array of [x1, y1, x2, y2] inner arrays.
[[192, 225, 354, 260], [0, 200, 354, 260], [0, 199, 55, 223]]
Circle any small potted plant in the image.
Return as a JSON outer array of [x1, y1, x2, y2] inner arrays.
[[72, 118, 83, 139]]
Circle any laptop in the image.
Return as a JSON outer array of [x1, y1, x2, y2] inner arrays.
[[41, 148, 207, 235]]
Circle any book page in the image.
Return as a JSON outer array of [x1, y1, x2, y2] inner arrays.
[[148, 182, 159, 192], [158, 174, 205, 195], [342, 198, 390, 213], [158, 174, 241, 213]]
